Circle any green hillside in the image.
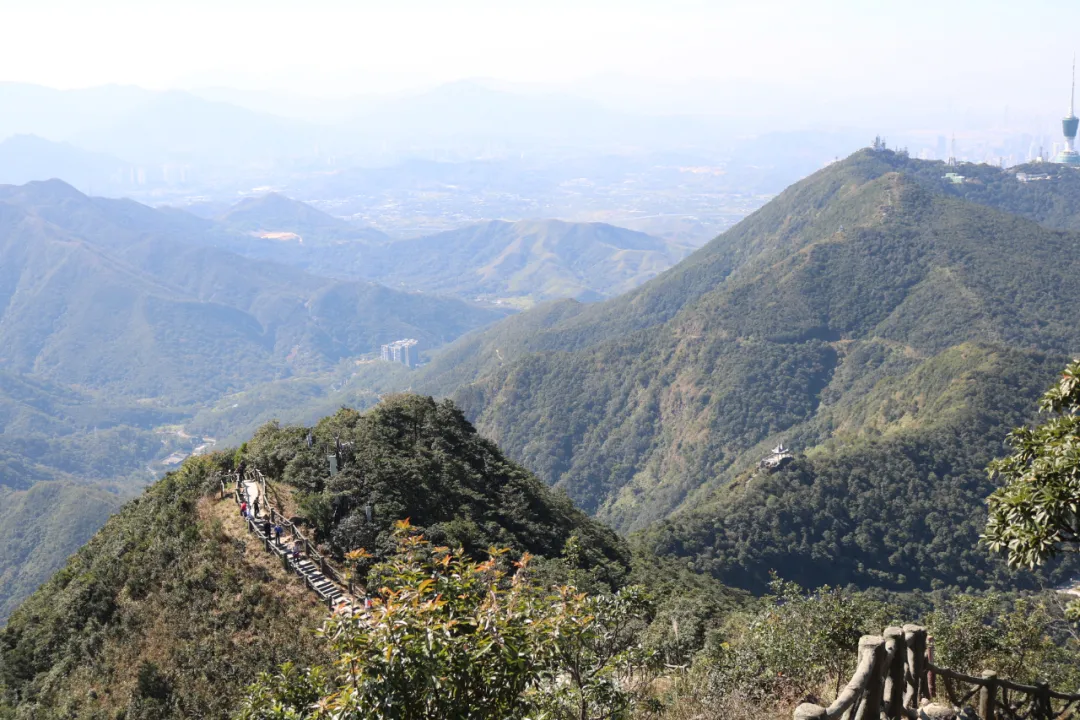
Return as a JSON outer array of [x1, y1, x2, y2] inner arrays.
[[0, 180, 504, 402], [216, 192, 389, 246], [0, 482, 122, 622], [205, 196, 694, 306], [0, 180, 509, 620], [882, 156, 1080, 231], [0, 457, 332, 719], [246, 394, 629, 583], [372, 219, 693, 305], [416, 149, 1080, 593], [0, 395, 630, 719]]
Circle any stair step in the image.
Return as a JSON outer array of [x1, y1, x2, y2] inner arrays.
[[232, 494, 355, 608]]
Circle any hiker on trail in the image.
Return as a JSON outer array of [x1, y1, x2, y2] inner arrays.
[[262, 518, 271, 537], [236, 460, 247, 483], [253, 497, 260, 517], [273, 525, 283, 543], [240, 501, 248, 518], [292, 539, 304, 558]]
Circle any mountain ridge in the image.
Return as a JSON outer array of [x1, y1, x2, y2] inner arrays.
[[0, 179, 505, 401], [0, 394, 632, 717], [411, 149, 1080, 593]]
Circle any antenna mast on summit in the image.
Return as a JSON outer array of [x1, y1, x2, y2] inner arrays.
[[1071, 53, 1076, 118], [948, 133, 957, 166]]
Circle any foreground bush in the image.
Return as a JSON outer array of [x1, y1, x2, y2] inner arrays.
[[238, 520, 655, 720]]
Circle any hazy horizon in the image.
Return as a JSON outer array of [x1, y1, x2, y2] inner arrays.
[[3, 0, 1078, 135]]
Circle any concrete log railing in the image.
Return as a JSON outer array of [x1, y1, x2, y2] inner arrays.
[[231, 469, 359, 606], [793, 625, 1080, 720]]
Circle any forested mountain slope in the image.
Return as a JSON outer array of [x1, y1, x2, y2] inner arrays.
[[0, 395, 630, 719], [372, 219, 692, 305], [200, 195, 692, 305], [882, 156, 1080, 231], [0, 180, 504, 402], [0, 180, 506, 620], [0, 371, 190, 622], [419, 149, 1080, 593], [216, 192, 388, 245], [0, 482, 122, 622], [0, 458, 331, 719]]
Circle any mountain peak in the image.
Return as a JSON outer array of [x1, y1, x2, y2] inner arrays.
[[0, 177, 88, 205], [216, 192, 380, 245]]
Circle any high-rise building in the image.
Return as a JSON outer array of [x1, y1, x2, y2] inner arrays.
[[1056, 56, 1080, 166], [379, 339, 420, 368]]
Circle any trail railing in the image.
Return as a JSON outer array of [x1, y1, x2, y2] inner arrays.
[[231, 469, 359, 607], [794, 626, 1080, 720]]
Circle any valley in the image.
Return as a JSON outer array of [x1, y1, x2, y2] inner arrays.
[[8, 147, 1077, 614], [6, 140, 1080, 720], [9, 7, 1080, 719], [0, 174, 707, 619]]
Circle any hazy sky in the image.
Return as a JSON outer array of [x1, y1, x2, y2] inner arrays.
[[2, 0, 1078, 127]]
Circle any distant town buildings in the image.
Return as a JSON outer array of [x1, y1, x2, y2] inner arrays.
[[380, 339, 420, 367], [1016, 172, 1053, 183]]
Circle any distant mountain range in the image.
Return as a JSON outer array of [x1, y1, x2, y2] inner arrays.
[[216, 192, 390, 245], [0, 135, 132, 193], [0, 180, 502, 401], [0, 179, 511, 617], [179, 192, 693, 305], [0, 176, 702, 617], [370, 220, 693, 305], [0, 81, 705, 167], [0, 81, 864, 197]]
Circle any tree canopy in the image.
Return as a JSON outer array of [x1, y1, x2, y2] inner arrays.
[[985, 360, 1080, 569], [237, 521, 655, 720]]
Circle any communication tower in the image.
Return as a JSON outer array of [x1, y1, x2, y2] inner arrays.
[[1055, 54, 1080, 165]]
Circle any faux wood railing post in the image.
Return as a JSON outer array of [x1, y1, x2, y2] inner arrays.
[[926, 635, 936, 699], [857, 636, 886, 720], [883, 627, 906, 719], [1035, 681, 1051, 720], [793, 704, 828, 720], [979, 670, 997, 720], [903, 625, 928, 707]]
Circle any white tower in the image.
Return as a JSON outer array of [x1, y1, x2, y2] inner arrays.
[[1056, 55, 1080, 165]]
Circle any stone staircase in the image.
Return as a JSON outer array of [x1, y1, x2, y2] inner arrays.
[[233, 472, 354, 612]]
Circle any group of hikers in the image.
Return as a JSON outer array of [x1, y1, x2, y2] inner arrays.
[[233, 467, 373, 610], [238, 480, 306, 560]]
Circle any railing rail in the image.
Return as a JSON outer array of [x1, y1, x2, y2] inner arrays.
[[231, 468, 359, 606], [794, 625, 1080, 720]]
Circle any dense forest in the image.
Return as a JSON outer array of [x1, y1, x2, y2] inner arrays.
[[244, 394, 631, 587]]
